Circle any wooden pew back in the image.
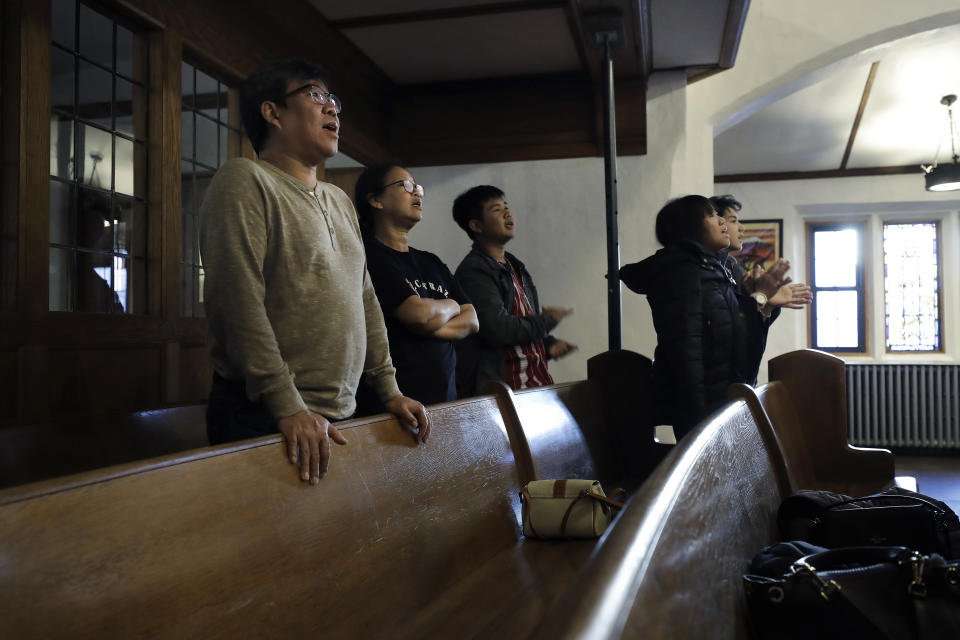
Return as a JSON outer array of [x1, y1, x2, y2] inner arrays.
[[0, 396, 563, 638], [491, 380, 618, 486], [752, 349, 895, 495], [536, 393, 788, 640], [0, 405, 209, 488]]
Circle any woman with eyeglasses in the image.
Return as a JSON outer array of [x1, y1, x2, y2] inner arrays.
[[354, 165, 479, 414]]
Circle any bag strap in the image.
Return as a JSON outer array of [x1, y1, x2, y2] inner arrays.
[[520, 488, 542, 539], [792, 556, 897, 640], [559, 492, 591, 538], [822, 493, 945, 514], [583, 488, 626, 511]]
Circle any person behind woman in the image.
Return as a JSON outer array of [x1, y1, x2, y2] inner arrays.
[[354, 164, 478, 413], [619, 195, 785, 440]]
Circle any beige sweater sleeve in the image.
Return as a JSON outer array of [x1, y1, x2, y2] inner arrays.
[[200, 161, 307, 419]]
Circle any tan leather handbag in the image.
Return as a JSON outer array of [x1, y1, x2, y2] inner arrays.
[[520, 479, 625, 539]]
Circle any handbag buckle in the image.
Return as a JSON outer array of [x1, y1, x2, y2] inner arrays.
[[946, 565, 958, 586], [908, 552, 927, 597], [792, 559, 841, 600]]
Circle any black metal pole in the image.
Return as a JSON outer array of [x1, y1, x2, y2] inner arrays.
[[602, 38, 621, 350]]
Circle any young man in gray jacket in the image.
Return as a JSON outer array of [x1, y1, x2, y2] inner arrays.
[[452, 185, 576, 397], [200, 60, 429, 485]]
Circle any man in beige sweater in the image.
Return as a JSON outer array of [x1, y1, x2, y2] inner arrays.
[[200, 60, 429, 485]]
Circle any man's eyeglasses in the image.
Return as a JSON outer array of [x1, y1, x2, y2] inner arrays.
[[378, 178, 424, 198], [281, 84, 342, 114]]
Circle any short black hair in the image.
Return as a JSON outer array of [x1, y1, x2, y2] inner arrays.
[[452, 185, 505, 240], [353, 163, 401, 239], [239, 59, 330, 155], [709, 194, 742, 216], [654, 195, 716, 246]]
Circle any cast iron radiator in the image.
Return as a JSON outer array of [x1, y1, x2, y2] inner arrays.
[[846, 364, 960, 449]]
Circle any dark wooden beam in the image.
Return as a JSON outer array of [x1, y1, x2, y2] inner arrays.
[[391, 73, 645, 166], [685, 0, 751, 84], [715, 164, 919, 183], [564, 0, 595, 83], [328, 1, 565, 29], [114, 0, 395, 165], [718, 0, 750, 69], [840, 61, 879, 170]]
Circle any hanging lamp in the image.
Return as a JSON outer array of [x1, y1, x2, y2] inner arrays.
[[922, 94, 960, 192]]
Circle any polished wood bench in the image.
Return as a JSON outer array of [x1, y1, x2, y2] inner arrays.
[[0, 404, 209, 488], [535, 390, 791, 639], [488, 350, 670, 494], [731, 349, 906, 496], [0, 395, 595, 638]]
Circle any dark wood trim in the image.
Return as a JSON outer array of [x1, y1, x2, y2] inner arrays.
[[329, 1, 566, 29], [635, 0, 652, 78], [391, 72, 646, 165], [715, 164, 919, 183], [19, 0, 51, 317], [840, 61, 879, 170], [148, 29, 181, 320], [112, 0, 395, 166], [718, 0, 750, 69], [564, 0, 594, 82], [1, 0, 21, 312]]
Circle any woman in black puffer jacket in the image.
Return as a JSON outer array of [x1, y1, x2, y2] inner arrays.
[[620, 195, 780, 440]]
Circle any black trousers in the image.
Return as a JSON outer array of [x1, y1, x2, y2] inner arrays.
[[205, 374, 279, 445], [206, 374, 349, 445]]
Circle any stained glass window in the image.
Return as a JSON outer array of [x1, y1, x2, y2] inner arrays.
[[883, 222, 941, 352], [809, 224, 866, 352]]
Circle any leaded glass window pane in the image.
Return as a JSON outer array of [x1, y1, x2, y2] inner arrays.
[[180, 60, 243, 318], [49, 1, 148, 314], [883, 222, 940, 352]]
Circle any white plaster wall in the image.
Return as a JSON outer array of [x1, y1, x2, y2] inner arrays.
[[395, 0, 960, 385], [406, 71, 701, 383], [717, 175, 960, 380]]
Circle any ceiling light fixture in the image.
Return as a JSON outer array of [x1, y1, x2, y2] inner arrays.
[[922, 94, 960, 192]]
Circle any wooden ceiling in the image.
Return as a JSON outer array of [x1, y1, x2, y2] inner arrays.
[[171, 0, 749, 167]]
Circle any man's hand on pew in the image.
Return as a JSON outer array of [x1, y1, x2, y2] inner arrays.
[[277, 410, 348, 485], [385, 395, 431, 444]]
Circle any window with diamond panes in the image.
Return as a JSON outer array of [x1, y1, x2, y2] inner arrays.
[[883, 222, 942, 352], [181, 61, 242, 317], [49, 0, 147, 313]]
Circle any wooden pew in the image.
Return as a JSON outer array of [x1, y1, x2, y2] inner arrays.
[[0, 395, 595, 639], [0, 405, 209, 488], [534, 390, 791, 640], [730, 349, 899, 495], [490, 379, 619, 486]]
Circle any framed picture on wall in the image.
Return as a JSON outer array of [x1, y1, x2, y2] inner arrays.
[[730, 219, 783, 271]]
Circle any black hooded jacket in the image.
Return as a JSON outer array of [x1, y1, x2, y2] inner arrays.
[[620, 240, 767, 438]]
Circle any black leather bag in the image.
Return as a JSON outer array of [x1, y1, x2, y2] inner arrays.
[[744, 545, 960, 640], [778, 488, 960, 559]]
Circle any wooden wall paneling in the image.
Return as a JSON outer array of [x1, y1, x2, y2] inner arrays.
[[163, 341, 179, 404], [324, 168, 365, 202], [393, 74, 600, 166], [613, 76, 646, 156], [0, 349, 17, 421], [177, 343, 212, 403], [1, 1, 21, 312], [114, 0, 394, 165], [16, 344, 48, 423], [46, 345, 162, 415], [148, 29, 181, 320], [18, 0, 51, 317]]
